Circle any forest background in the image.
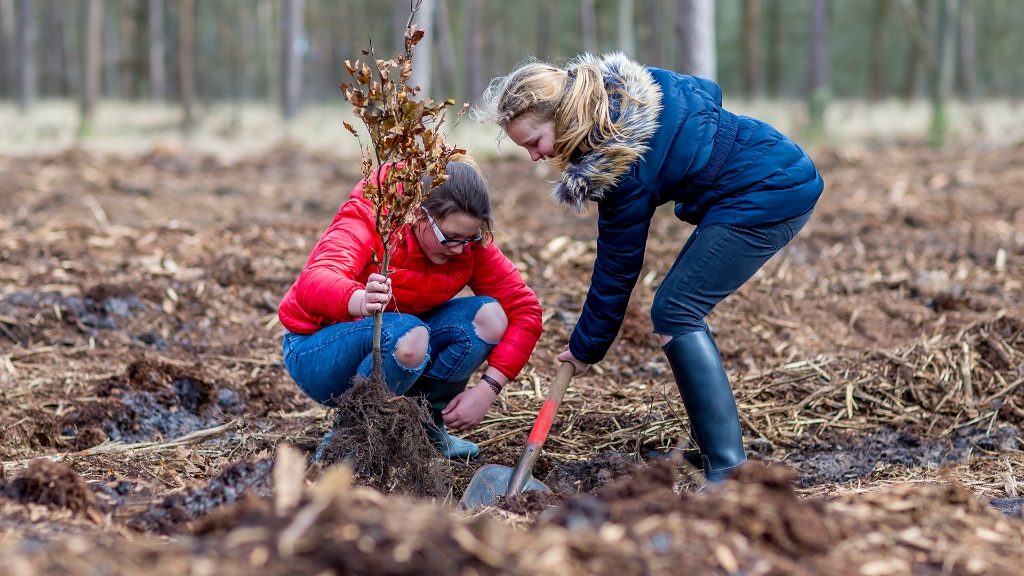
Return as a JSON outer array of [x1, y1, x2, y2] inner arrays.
[[0, 0, 1022, 155]]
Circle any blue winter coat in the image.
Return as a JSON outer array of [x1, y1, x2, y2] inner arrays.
[[553, 53, 824, 365]]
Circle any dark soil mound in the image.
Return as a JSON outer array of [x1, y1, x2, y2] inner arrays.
[[2, 459, 98, 514], [543, 450, 644, 494], [0, 409, 62, 458], [320, 375, 450, 498], [788, 427, 1015, 487], [129, 458, 274, 534], [63, 358, 224, 446], [499, 489, 571, 518], [60, 399, 137, 449]]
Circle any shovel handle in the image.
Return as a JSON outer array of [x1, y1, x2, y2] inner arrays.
[[508, 361, 575, 496]]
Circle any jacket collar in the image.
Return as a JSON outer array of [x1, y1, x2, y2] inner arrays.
[[553, 52, 663, 212]]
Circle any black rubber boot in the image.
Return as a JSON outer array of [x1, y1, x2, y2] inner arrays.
[[405, 376, 480, 460], [663, 330, 747, 483]]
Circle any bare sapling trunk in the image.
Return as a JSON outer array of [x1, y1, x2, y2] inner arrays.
[[340, 0, 465, 382]]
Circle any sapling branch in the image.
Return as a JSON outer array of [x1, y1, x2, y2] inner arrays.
[[339, 3, 466, 383]]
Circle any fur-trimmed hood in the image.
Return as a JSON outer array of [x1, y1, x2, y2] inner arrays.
[[553, 52, 663, 212]]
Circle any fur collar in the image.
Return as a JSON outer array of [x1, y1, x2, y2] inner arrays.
[[553, 52, 663, 212]]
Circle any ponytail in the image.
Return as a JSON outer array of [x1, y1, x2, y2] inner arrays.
[[475, 54, 626, 173]]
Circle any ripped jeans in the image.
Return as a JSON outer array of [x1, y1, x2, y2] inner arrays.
[[281, 296, 499, 406]]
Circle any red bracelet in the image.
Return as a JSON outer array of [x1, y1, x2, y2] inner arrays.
[[481, 374, 502, 395]]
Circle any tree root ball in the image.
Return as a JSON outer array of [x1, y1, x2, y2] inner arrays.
[[320, 375, 451, 499]]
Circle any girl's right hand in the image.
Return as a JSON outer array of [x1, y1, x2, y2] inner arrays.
[[348, 273, 392, 317]]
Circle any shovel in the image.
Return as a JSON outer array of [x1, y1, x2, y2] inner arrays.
[[458, 361, 575, 511]]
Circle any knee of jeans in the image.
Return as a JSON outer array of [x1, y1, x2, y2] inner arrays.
[[394, 325, 429, 369], [650, 293, 703, 337], [473, 302, 508, 343]]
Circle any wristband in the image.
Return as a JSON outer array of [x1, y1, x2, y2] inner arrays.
[[481, 374, 502, 395]]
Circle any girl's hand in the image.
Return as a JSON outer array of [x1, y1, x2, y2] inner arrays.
[[442, 382, 498, 432], [347, 273, 392, 317], [557, 345, 591, 376]]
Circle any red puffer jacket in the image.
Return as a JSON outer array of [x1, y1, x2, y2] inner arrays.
[[278, 179, 543, 380]]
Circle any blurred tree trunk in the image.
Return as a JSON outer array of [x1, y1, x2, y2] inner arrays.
[[869, 0, 891, 101], [119, 0, 143, 99], [901, 0, 931, 101], [764, 0, 782, 97], [0, 0, 15, 98], [581, 0, 596, 54], [675, 0, 716, 80], [464, 0, 482, 103], [807, 0, 830, 143], [43, 0, 67, 97], [928, 0, 957, 147], [617, 0, 635, 57], [409, 0, 435, 97], [956, 0, 974, 99], [80, 0, 103, 135], [148, 0, 165, 101], [102, 0, 119, 98], [179, 0, 195, 130], [280, 0, 302, 119], [16, 0, 35, 109], [435, 0, 456, 99], [537, 0, 551, 60], [642, 0, 662, 68], [742, 0, 761, 97]]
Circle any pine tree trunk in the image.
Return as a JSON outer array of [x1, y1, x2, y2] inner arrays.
[[409, 0, 435, 97], [742, 0, 761, 98], [179, 0, 195, 131], [643, 0, 662, 68], [901, 0, 930, 101], [537, 0, 551, 60], [43, 0, 66, 96], [869, 0, 891, 101], [675, 0, 716, 80], [0, 0, 15, 98], [464, 0, 482, 103], [102, 0, 119, 98], [80, 0, 103, 135], [581, 0, 597, 54], [617, 0, 635, 57], [807, 0, 830, 142], [280, 0, 303, 119], [16, 0, 35, 109], [928, 0, 957, 147], [764, 0, 782, 98], [956, 0, 974, 99], [148, 0, 165, 102], [435, 0, 457, 98]]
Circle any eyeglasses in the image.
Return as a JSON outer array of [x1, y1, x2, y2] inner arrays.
[[422, 208, 482, 247]]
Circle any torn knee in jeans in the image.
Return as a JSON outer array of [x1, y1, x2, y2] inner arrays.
[[394, 326, 429, 369], [472, 302, 507, 343]]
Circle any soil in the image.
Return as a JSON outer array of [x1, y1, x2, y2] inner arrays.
[[1, 459, 97, 514], [0, 142, 1023, 573]]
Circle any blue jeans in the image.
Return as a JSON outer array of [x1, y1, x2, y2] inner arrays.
[[651, 208, 814, 339], [282, 296, 500, 406]]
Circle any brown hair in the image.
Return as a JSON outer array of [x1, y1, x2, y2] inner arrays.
[[419, 157, 493, 242], [474, 55, 622, 173]]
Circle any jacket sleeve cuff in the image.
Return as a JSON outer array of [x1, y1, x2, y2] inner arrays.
[[333, 283, 365, 323]]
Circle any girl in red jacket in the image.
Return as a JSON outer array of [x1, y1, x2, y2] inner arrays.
[[278, 159, 543, 460]]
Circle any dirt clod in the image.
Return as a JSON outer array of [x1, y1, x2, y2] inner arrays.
[[543, 450, 644, 494], [3, 459, 98, 514]]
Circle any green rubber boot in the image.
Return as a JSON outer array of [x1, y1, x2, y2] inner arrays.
[[406, 376, 481, 460]]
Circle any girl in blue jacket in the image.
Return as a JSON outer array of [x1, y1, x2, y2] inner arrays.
[[477, 53, 823, 482]]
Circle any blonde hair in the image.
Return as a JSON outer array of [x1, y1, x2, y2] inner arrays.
[[475, 55, 623, 173]]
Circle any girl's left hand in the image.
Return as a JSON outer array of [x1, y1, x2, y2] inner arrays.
[[442, 382, 498, 432], [557, 345, 591, 376]]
